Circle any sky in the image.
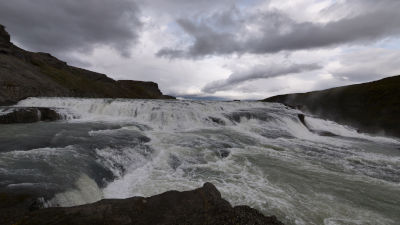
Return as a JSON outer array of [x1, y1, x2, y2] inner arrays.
[[1, 0, 400, 100]]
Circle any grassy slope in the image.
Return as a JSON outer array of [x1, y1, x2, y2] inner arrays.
[[263, 75, 400, 137]]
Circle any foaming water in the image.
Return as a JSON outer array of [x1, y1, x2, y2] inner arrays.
[[49, 174, 103, 207], [1, 97, 399, 225]]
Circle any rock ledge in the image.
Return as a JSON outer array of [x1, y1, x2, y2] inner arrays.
[[0, 107, 62, 124], [5, 183, 284, 225]]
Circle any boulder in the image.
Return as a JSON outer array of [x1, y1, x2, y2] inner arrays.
[[0, 192, 42, 225], [8, 183, 284, 225], [0, 107, 62, 124]]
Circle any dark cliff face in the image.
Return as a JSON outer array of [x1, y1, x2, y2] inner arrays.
[[117, 80, 175, 99], [263, 75, 400, 138], [1, 183, 284, 225], [0, 25, 11, 45], [0, 25, 174, 105]]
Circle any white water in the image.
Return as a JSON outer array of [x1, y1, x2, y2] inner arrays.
[[1, 97, 399, 225]]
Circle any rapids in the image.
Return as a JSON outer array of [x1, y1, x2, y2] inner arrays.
[[1, 97, 399, 225]]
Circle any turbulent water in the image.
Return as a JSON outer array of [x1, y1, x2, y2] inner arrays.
[[1, 97, 399, 225]]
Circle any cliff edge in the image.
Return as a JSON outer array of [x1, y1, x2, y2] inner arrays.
[[0, 24, 174, 105], [263, 75, 400, 138]]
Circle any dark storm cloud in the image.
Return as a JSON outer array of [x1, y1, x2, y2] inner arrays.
[[0, 0, 142, 57], [158, 1, 400, 59], [203, 63, 321, 93]]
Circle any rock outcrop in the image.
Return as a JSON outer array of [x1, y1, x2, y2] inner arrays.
[[2, 183, 283, 225], [263, 75, 400, 137], [0, 107, 62, 124], [0, 25, 174, 105], [0, 25, 11, 46], [117, 80, 175, 99]]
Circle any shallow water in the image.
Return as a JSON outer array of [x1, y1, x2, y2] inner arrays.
[[1, 97, 399, 225]]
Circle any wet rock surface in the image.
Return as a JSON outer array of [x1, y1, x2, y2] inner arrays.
[[0, 107, 62, 124], [297, 114, 338, 137], [0, 192, 42, 225], [3, 183, 284, 225]]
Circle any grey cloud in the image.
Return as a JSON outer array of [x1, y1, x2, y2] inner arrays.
[[157, 16, 240, 58], [158, 1, 400, 58], [331, 49, 400, 83], [138, 0, 236, 17], [0, 0, 142, 57], [321, 0, 399, 19], [203, 63, 321, 93]]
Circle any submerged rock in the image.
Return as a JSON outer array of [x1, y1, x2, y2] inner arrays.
[[209, 116, 226, 125], [297, 114, 338, 137], [0, 107, 62, 124], [297, 114, 307, 128], [168, 154, 182, 170], [217, 149, 230, 158], [6, 183, 284, 225]]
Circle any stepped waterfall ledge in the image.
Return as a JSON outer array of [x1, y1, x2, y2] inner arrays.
[[1, 97, 399, 225]]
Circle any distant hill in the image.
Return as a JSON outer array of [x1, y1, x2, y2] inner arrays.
[[263, 75, 400, 138], [0, 24, 174, 105]]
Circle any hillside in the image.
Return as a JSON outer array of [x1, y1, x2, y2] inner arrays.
[[0, 25, 174, 105], [263, 75, 400, 137]]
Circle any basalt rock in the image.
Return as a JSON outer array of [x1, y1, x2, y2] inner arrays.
[[0, 107, 62, 124], [297, 114, 307, 128], [0, 25, 11, 46], [117, 80, 175, 99], [6, 183, 284, 225], [0, 192, 43, 225], [0, 25, 175, 105], [297, 114, 339, 137]]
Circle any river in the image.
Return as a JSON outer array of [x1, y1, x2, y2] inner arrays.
[[1, 97, 399, 225]]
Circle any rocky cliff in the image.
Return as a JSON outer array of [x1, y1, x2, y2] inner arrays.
[[0, 24, 174, 105], [1, 183, 283, 225], [263, 75, 400, 138]]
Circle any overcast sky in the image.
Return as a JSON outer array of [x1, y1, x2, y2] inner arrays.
[[1, 0, 400, 100]]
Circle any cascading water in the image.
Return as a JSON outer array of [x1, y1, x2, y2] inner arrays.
[[1, 97, 399, 225]]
